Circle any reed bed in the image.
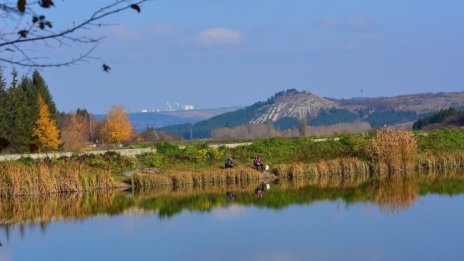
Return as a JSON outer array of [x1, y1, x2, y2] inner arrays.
[[272, 157, 371, 179], [132, 167, 270, 189], [0, 161, 115, 198], [415, 151, 464, 172]]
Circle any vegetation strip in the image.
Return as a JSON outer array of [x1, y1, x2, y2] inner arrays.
[[2, 128, 464, 197]]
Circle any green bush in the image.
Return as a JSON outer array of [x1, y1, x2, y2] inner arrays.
[[156, 142, 182, 155], [137, 152, 164, 167], [80, 152, 136, 173]]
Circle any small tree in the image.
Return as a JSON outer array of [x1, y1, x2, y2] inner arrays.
[[100, 105, 132, 144], [60, 112, 90, 151], [33, 95, 61, 151]]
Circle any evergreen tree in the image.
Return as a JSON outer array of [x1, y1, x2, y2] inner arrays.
[[0, 69, 59, 152], [0, 69, 9, 150], [32, 70, 57, 119], [10, 68, 18, 89], [7, 77, 37, 152], [33, 96, 61, 151]]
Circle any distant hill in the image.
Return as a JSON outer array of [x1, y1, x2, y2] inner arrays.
[[158, 89, 464, 139], [336, 92, 464, 114]]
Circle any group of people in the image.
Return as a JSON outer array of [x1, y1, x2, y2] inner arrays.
[[224, 155, 266, 171]]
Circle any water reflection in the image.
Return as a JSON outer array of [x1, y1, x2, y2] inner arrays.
[[1, 172, 464, 232]]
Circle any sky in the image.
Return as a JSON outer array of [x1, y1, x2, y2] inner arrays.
[[6, 0, 464, 113]]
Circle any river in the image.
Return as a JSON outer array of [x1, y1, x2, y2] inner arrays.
[[1, 174, 463, 260]]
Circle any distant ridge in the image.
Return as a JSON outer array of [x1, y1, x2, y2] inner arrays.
[[158, 89, 464, 139]]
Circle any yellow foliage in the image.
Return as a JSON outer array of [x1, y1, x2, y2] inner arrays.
[[100, 105, 132, 144], [33, 96, 60, 151]]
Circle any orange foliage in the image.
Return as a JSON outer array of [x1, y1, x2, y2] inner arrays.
[[100, 105, 132, 144], [33, 96, 61, 151]]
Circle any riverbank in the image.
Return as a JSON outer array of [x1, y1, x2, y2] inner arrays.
[[1, 128, 464, 197], [3, 172, 464, 226]]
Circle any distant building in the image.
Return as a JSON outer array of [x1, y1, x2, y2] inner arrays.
[[182, 105, 194, 111]]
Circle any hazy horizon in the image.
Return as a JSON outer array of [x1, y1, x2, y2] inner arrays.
[[5, 0, 463, 114]]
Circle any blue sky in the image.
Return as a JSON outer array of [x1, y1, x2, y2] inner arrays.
[[11, 0, 464, 113]]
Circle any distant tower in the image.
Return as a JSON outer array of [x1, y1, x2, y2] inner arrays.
[[360, 88, 364, 98]]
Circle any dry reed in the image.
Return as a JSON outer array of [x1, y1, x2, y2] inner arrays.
[[132, 167, 268, 189], [367, 128, 417, 175], [272, 158, 370, 179], [0, 161, 114, 198]]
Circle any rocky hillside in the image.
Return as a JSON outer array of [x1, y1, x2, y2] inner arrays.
[[251, 90, 338, 123]]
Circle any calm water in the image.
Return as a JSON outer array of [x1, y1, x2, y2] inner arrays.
[[1, 175, 464, 261]]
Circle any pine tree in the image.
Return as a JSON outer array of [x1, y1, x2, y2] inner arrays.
[[10, 68, 18, 89], [32, 70, 58, 119], [0, 69, 9, 150], [33, 95, 61, 151]]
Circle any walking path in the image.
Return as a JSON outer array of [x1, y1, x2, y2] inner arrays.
[[0, 137, 339, 161], [0, 148, 155, 161]]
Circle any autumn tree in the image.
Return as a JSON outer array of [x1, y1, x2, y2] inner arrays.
[[140, 127, 159, 142], [100, 106, 132, 144], [60, 112, 92, 151], [33, 95, 61, 151]]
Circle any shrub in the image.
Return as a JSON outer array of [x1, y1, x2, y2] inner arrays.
[[366, 128, 417, 174], [137, 152, 164, 167]]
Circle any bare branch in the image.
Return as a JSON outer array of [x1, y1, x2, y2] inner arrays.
[[0, 0, 149, 68], [0, 44, 98, 67]]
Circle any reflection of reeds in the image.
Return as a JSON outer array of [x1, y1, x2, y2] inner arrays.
[[0, 161, 114, 198], [369, 177, 418, 214], [0, 191, 129, 226], [3, 172, 464, 229]]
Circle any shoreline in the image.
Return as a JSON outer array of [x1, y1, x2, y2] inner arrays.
[[2, 152, 463, 198]]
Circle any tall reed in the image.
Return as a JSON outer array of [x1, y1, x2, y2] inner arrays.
[[366, 128, 417, 175], [132, 167, 267, 189], [0, 161, 115, 198], [272, 158, 370, 179]]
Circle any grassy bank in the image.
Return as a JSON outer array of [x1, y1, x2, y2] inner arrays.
[[1, 128, 464, 197]]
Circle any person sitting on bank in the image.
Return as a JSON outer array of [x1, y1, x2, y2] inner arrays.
[[225, 158, 234, 168], [253, 156, 264, 171]]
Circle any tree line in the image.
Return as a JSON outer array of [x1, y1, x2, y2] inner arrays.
[[0, 69, 59, 152], [0, 69, 176, 153]]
